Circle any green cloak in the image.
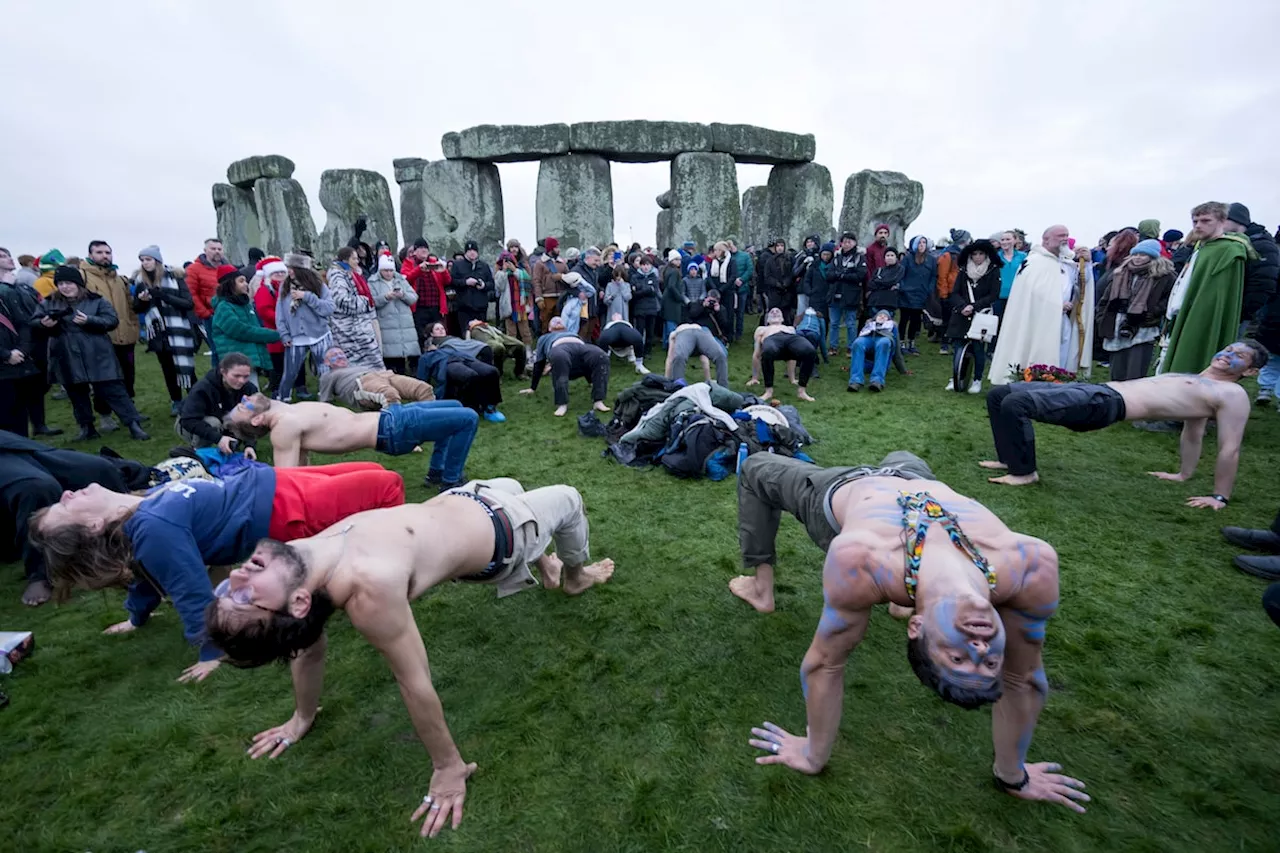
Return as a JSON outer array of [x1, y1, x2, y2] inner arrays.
[[1161, 234, 1252, 374]]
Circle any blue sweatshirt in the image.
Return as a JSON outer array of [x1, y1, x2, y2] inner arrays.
[[123, 464, 277, 661]]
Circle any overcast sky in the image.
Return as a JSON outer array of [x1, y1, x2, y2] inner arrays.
[[4, 0, 1277, 266]]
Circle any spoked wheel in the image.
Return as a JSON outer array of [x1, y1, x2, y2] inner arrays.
[[952, 341, 976, 392]]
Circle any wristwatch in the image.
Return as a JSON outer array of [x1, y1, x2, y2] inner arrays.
[[993, 768, 1030, 792]]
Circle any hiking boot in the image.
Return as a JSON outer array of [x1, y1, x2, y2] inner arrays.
[[128, 421, 152, 441], [74, 426, 101, 442], [847, 383, 862, 392], [98, 415, 119, 433], [1234, 554, 1280, 581], [32, 425, 63, 437], [1221, 527, 1280, 553], [1257, 389, 1273, 406]]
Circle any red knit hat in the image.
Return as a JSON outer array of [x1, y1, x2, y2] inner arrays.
[[216, 264, 241, 284], [544, 237, 559, 252]]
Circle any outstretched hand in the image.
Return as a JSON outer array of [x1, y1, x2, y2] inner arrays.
[[748, 722, 821, 775], [1186, 495, 1226, 510], [410, 761, 479, 838], [247, 712, 315, 759], [177, 659, 221, 683], [1147, 471, 1188, 482], [1002, 761, 1090, 813]]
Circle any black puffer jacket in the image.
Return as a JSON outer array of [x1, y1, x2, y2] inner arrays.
[[449, 257, 495, 313], [31, 290, 121, 385], [1242, 223, 1279, 320], [827, 249, 867, 308], [943, 241, 1003, 339], [0, 284, 41, 382], [630, 269, 661, 316]]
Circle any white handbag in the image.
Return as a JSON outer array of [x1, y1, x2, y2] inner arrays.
[[966, 309, 999, 341]]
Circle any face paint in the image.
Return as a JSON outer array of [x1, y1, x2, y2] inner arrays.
[[1215, 348, 1247, 370], [214, 578, 253, 605], [932, 598, 966, 647]]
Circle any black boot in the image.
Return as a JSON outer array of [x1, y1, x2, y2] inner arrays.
[[128, 421, 152, 441], [1221, 527, 1280, 553], [1234, 554, 1280, 581], [74, 425, 101, 441], [32, 425, 64, 436]]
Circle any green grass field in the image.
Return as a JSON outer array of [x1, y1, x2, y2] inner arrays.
[[4, 338, 1280, 853]]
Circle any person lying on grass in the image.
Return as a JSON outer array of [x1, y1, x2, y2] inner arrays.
[[733, 452, 1088, 813], [28, 462, 404, 682], [204, 478, 616, 839], [223, 390, 478, 490], [980, 339, 1267, 508]]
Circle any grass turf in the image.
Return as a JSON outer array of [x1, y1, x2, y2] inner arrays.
[[3, 337, 1280, 853]]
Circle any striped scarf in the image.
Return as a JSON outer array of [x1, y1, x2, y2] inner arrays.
[[139, 270, 197, 390]]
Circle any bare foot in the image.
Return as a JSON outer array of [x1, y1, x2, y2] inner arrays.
[[22, 579, 52, 607], [978, 460, 1008, 470], [797, 388, 816, 402], [593, 401, 611, 413], [539, 553, 563, 589], [729, 575, 775, 613], [554, 405, 568, 417], [761, 387, 774, 399], [563, 559, 615, 595], [989, 472, 1039, 486], [888, 603, 913, 620], [103, 619, 137, 635]]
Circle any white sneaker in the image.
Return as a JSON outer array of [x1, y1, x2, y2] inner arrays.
[[634, 360, 648, 374], [944, 379, 955, 391], [967, 380, 983, 394]]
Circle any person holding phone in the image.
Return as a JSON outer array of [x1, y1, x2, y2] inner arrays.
[[369, 254, 420, 374]]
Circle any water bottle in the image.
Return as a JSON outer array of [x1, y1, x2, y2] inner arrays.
[[736, 441, 749, 477]]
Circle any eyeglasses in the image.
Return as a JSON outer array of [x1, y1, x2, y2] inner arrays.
[[213, 578, 292, 618]]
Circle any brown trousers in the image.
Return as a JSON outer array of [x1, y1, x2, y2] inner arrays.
[[505, 314, 532, 347], [358, 372, 435, 405], [538, 296, 560, 332]]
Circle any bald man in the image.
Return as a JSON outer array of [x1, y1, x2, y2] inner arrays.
[[988, 225, 1094, 385]]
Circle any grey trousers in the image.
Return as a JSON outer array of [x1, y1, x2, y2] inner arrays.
[[737, 451, 934, 568], [669, 327, 729, 386]]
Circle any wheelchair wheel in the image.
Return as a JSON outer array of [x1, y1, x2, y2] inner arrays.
[[952, 341, 976, 392]]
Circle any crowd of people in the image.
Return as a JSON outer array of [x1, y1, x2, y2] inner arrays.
[[1, 197, 1279, 838]]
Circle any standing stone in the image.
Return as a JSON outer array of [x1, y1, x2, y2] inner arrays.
[[838, 170, 924, 249], [396, 158, 504, 260], [441, 124, 571, 162], [316, 169, 398, 260], [661, 153, 740, 252], [226, 155, 296, 189], [709, 124, 815, 165], [740, 186, 772, 249], [535, 154, 613, 250], [568, 121, 712, 163], [212, 183, 262, 267], [253, 178, 317, 257], [655, 210, 674, 253], [766, 162, 834, 248]]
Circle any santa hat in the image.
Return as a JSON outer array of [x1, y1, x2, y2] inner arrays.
[[378, 254, 396, 271], [257, 256, 287, 278]]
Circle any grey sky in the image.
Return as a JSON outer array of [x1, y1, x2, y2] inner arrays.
[[3, 0, 1277, 267]]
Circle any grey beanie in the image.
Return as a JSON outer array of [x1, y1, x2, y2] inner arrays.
[[138, 244, 163, 264]]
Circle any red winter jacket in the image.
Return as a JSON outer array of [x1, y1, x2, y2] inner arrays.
[[253, 280, 284, 354], [187, 254, 220, 319], [401, 257, 449, 314]]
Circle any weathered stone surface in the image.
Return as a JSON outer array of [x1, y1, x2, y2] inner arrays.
[[838, 170, 924, 249], [655, 189, 673, 210], [710, 123, 815, 165], [569, 121, 711, 163], [227, 155, 296, 189], [655, 210, 674, 252], [393, 157, 429, 184], [536, 154, 614, 251], [212, 183, 262, 267], [316, 169, 398, 260], [253, 178, 316, 257], [441, 124, 571, 163], [397, 159, 504, 260], [740, 186, 772, 249], [766, 163, 834, 248], [661, 153, 741, 253]]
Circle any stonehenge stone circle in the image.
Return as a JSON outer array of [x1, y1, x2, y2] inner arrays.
[[316, 169, 398, 260], [212, 183, 261, 267], [212, 126, 922, 262], [535, 154, 614, 251], [252, 177, 316, 258], [839, 170, 925, 249]]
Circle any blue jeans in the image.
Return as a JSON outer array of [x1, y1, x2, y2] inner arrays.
[[1258, 360, 1280, 397], [953, 339, 987, 381], [663, 320, 677, 346], [828, 305, 857, 350], [375, 400, 478, 484], [850, 335, 893, 385]]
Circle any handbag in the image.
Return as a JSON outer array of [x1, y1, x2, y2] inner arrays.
[[966, 308, 999, 341]]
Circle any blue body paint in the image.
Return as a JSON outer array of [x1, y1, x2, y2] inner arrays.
[[1015, 725, 1033, 767], [800, 665, 810, 700], [818, 603, 849, 636], [1031, 667, 1049, 697], [933, 599, 965, 647]]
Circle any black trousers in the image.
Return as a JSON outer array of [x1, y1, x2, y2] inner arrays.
[[634, 313, 662, 357], [1106, 342, 1156, 383], [70, 379, 141, 428], [94, 343, 136, 415], [446, 360, 502, 412], [985, 382, 1127, 476], [0, 374, 48, 435], [549, 345, 609, 407], [155, 351, 186, 403], [761, 332, 816, 387], [384, 356, 411, 376], [455, 306, 487, 333], [900, 308, 924, 341], [414, 307, 444, 347], [597, 323, 644, 354]]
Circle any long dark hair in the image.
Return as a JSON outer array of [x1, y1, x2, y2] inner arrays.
[[28, 507, 137, 602], [290, 266, 324, 296], [216, 273, 245, 302], [1105, 229, 1140, 270]]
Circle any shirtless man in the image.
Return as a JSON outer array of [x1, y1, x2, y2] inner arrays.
[[980, 340, 1267, 508], [223, 392, 478, 490], [518, 317, 611, 417], [731, 452, 1087, 812], [204, 478, 616, 838], [665, 322, 729, 387], [745, 307, 817, 401]]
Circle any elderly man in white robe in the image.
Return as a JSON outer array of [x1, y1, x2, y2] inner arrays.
[[989, 225, 1094, 384]]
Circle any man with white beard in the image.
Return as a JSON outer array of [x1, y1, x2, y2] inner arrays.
[[988, 225, 1094, 384]]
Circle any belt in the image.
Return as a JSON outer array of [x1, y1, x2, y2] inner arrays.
[[449, 490, 515, 582]]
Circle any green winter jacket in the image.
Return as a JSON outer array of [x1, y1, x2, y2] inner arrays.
[[211, 294, 280, 372]]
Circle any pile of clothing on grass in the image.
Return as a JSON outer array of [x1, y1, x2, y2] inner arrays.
[[595, 377, 814, 480]]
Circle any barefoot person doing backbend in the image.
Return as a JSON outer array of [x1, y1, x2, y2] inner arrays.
[[29, 461, 404, 681], [746, 307, 817, 402], [980, 339, 1267, 508], [731, 452, 1087, 812], [224, 392, 478, 489], [204, 478, 616, 839]]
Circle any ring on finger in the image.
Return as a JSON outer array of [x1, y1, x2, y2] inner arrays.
[[423, 795, 434, 805], [771, 742, 780, 753], [280, 738, 292, 747], [430, 803, 441, 811]]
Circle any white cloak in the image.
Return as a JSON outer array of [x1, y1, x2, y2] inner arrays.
[[988, 245, 1094, 384]]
